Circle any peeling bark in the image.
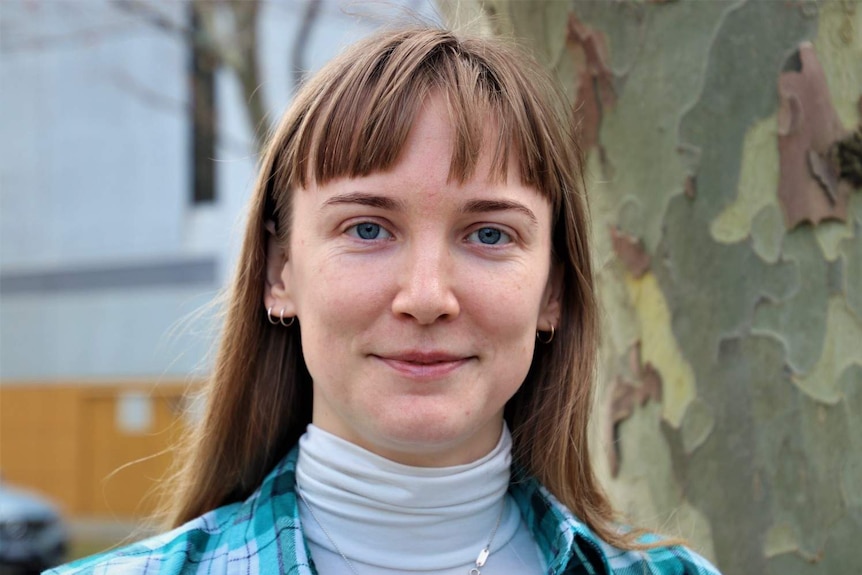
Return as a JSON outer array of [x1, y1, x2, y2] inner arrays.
[[610, 227, 651, 278], [777, 43, 852, 228], [608, 342, 663, 477], [685, 175, 697, 199], [565, 12, 615, 153]]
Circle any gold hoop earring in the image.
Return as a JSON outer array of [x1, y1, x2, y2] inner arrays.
[[536, 325, 555, 344], [266, 307, 279, 325], [279, 307, 295, 327]]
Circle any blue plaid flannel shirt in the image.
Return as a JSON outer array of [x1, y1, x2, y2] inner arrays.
[[48, 447, 721, 574]]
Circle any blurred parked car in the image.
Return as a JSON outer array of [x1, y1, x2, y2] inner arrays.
[[0, 478, 67, 574]]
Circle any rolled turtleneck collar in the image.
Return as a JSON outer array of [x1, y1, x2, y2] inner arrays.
[[296, 423, 536, 573]]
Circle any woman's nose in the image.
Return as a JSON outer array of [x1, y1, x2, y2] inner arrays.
[[390, 244, 460, 324]]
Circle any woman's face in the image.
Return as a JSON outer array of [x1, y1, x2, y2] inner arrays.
[[265, 95, 561, 466]]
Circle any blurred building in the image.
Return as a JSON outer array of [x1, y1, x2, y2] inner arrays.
[[0, 0, 437, 521]]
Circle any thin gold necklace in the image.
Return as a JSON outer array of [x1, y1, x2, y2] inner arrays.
[[297, 488, 506, 575]]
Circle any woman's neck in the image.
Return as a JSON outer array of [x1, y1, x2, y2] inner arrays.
[[295, 423, 521, 572]]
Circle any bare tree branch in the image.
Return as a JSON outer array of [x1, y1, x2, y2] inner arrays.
[[191, 0, 267, 150], [291, 0, 322, 91], [113, 0, 190, 38], [226, 0, 267, 150], [115, 0, 268, 150]]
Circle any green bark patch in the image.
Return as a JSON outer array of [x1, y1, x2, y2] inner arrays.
[[680, 397, 715, 455], [576, 0, 737, 252], [753, 232, 830, 376], [840, 365, 862, 509], [840, 195, 862, 318]]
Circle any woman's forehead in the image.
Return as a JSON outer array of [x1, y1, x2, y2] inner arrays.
[[304, 93, 529, 194]]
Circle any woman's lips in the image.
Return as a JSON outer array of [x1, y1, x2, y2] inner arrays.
[[373, 352, 473, 378]]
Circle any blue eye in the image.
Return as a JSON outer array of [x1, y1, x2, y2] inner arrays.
[[468, 227, 511, 245], [347, 222, 392, 241]]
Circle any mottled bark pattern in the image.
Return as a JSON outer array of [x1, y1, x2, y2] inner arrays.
[[444, 1, 862, 573], [777, 42, 852, 227]]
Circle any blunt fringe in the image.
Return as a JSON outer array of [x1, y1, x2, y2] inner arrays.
[[161, 26, 643, 550]]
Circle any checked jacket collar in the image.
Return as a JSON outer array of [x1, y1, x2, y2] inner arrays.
[[49, 447, 721, 575]]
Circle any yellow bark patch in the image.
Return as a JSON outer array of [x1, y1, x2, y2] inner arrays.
[[764, 521, 801, 558], [750, 205, 784, 263], [816, 1, 862, 129], [814, 220, 855, 261], [795, 297, 862, 404], [710, 114, 780, 245], [624, 273, 697, 427]]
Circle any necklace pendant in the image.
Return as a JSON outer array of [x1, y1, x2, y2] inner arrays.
[[476, 548, 490, 566], [470, 546, 490, 574]]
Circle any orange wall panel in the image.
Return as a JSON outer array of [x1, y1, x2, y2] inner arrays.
[[0, 386, 81, 513], [0, 381, 194, 519]]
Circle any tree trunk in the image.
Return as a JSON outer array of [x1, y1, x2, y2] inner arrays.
[[442, 1, 862, 573]]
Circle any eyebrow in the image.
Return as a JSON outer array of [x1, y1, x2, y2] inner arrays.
[[320, 193, 538, 225], [460, 199, 538, 225], [321, 192, 405, 211]]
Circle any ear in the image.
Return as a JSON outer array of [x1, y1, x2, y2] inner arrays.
[[538, 261, 563, 332], [262, 220, 297, 317]]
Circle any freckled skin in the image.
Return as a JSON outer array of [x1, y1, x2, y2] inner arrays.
[[267, 95, 561, 467]]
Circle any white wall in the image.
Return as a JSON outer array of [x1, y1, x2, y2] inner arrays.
[[1, 0, 188, 267], [0, 0, 439, 380]]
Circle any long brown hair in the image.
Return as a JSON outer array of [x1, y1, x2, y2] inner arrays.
[[163, 26, 631, 548]]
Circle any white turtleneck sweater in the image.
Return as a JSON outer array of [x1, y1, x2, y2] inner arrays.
[[296, 424, 546, 574]]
